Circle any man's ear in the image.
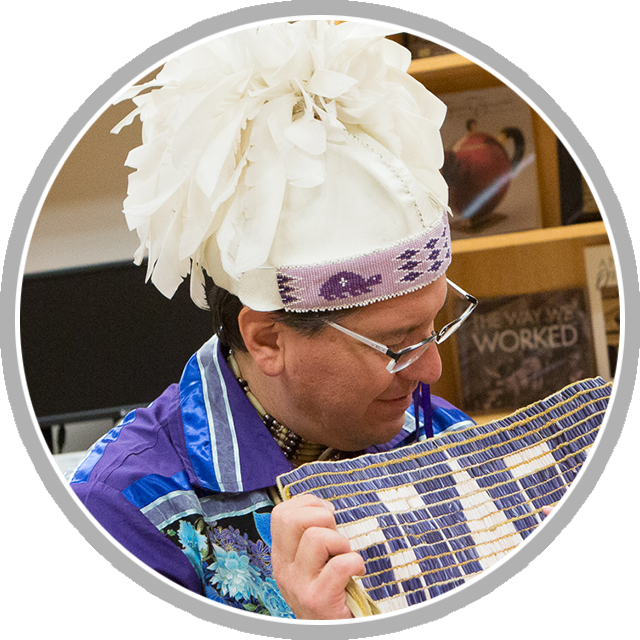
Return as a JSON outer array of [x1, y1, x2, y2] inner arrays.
[[237, 307, 285, 376]]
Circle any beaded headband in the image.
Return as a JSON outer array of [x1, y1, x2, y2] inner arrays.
[[113, 20, 451, 312]]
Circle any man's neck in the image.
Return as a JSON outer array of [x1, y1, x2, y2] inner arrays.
[[232, 349, 329, 463]]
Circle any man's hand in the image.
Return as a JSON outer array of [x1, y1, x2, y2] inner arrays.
[[542, 507, 618, 581], [270, 494, 366, 619]]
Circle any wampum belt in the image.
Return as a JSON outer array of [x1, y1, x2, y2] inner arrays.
[[277, 377, 610, 616]]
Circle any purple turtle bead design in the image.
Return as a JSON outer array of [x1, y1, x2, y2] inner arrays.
[[319, 271, 383, 301]]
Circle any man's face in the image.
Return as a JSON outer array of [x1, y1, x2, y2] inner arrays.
[[276, 276, 448, 451]]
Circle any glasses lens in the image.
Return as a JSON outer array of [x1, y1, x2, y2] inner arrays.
[[390, 342, 432, 373], [438, 315, 466, 342], [434, 282, 477, 345], [434, 307, 449, 335]]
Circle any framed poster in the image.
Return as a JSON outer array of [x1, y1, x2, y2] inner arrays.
[[455, 288, 595, 413], [584, 244, 619, 380], [439, 85, 543, 240]]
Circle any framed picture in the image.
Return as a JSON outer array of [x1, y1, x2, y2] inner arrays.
[[439, 85, 543, 240], [454, 288, 595, 414], [584, 244, 619, 380], [554, 73, 620, 224]]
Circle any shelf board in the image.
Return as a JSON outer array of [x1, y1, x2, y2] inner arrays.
[[451, 221, 608, 255]]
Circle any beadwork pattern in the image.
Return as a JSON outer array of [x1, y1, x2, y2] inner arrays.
[[277, 215, 451, 312], [277, 377, 610, 614]]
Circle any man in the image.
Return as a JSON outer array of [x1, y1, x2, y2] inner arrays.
[[235, 274, 464, 618], [70, 20, 475, 619]]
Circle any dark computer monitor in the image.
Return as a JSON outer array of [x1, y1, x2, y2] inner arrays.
[[20, 260, 212, 426]]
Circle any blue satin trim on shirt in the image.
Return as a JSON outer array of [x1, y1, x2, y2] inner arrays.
[[432, 405, 475, 434], [406, 395, 474, 437], [179, 353, 221, 493], [122, 470, 193, 510], [70, 410, 136, 485]]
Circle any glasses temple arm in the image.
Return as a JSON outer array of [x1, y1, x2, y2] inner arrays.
[[325, 321, 391, 356]]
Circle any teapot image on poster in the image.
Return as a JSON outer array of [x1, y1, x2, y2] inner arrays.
[[439, 85, 542, 240], [443, 121, 525, 227]]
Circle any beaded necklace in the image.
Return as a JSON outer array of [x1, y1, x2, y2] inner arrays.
[[227, 351, 329, 465]]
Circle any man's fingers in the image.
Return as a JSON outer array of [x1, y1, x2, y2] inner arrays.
[[294, 525, 354, 576], [296, 527, 351, 566], [302, 552, 367, 619], [270, 494, 337, 565], [321, 549, 367, 586], [270, 494, 367, 618]]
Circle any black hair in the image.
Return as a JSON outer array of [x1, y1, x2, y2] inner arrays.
[[204, 276, 361, 353]]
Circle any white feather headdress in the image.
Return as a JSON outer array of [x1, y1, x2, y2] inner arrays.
[[114, 20, 451, 312]]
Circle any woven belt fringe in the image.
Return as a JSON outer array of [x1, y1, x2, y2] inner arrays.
[[278, 378, 618, 617]]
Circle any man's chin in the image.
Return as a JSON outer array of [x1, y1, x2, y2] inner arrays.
[[339, 413, 408, 451]]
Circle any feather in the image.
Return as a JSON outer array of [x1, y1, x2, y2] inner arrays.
[[306, 69, 358, 99], [113, 20, 447, 305]]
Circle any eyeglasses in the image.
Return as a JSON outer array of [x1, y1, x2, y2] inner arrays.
[[325, 279, 478, 374]]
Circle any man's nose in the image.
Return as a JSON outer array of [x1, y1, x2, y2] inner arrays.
[[396, 343, 442, 384]]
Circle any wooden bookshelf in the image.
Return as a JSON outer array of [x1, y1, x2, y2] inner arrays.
[[409, 53, 614, 415], [411, 53, 562, 229]]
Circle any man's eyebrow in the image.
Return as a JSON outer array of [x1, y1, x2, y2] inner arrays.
[[370, 289, 448, 342], [371, 300, 446, 344], [375, 324, 423, 342]]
